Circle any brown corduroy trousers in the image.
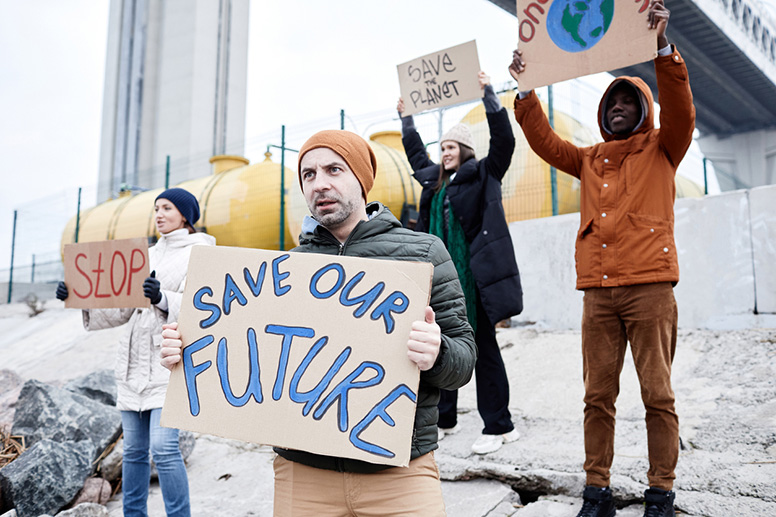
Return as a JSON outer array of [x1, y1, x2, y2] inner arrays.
[[581, 282, 679, 491]]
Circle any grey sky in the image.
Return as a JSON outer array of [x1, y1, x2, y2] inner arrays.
[[1, 0, 775, 272]]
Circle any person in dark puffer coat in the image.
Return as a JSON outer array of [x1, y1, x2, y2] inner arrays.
[[398, 70, 523, 455]]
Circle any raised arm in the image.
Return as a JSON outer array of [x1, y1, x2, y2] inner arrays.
[[650, 0, 695, 166], [479, 71, 516, 181], [398, 97, 437, 172]]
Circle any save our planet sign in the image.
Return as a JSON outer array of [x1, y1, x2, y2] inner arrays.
[[515, 0, 657, 91], [161, 246, 433, 467]]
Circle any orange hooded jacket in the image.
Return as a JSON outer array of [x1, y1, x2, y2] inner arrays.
[[513, 48, 696, 290]]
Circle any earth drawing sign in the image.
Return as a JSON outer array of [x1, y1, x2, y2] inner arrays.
[[515, 0, 657, 91], [161, 246, 434, 467]]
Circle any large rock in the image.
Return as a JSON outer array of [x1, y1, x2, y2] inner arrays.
[[99, 431, 197, 482], [64, 371, 117, 407], [0, 439, 94, 517], [11, 380, 121, 459], [0, 370, 24, 428], [69, 478, 111, 507], [55, 503, 110, 517]]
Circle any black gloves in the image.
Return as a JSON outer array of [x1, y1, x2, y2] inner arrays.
[[56, 281, 68, 301], [143, 270, 162, 305]]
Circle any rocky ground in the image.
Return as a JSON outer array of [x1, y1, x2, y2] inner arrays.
[[1, 302, 774, 516]]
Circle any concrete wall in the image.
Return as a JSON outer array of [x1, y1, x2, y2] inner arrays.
[[509, 185, 776, 329]]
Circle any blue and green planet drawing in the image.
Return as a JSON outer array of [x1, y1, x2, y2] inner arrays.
[[547, 0, 614, 52]]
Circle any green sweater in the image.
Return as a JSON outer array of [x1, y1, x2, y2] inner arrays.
[[274, 202, 476, 472]]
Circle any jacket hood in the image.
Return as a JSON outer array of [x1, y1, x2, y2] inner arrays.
[[598, 76, 654, 141]]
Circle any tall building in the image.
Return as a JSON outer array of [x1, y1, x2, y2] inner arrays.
[[97, 0, 249, 201]]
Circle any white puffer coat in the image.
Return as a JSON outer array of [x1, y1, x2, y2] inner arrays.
[[82, 229, 216, 411]]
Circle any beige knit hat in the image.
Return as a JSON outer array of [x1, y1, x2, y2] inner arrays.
[[441, 123, 475, 150]]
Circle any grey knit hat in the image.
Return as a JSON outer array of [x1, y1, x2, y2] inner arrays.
[[441, 123, 475, 150]]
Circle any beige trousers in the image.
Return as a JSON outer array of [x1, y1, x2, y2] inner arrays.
[[273, 452, 446, 517]]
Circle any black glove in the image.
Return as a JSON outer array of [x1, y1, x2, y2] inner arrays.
[[143, 270, 162, 305], [56, 281, 68, 301]]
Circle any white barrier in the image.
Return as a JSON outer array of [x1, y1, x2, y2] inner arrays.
[[509, 185, 776, 329]]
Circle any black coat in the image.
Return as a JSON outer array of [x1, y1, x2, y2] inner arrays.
[[402, 108, 523, 324]]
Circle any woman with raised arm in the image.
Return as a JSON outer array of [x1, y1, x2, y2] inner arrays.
[[397, 71, 523, 455]]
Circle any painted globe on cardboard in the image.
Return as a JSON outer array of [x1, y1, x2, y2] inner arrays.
[[547, 0, 614, 53]]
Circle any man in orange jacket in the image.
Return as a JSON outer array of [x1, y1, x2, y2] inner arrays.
[[509, 1, 695, 516]]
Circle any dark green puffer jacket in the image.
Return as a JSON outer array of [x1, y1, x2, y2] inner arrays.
[[274, 202, 476, 472]]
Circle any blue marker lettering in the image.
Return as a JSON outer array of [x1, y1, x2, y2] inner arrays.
[[313, 362, 385, 432], [272, 254, 292, 296], [265, 324, 315, 400], [370, 291, 410, 334], [289, 337, 351, 416], [182, 335, 215, 416], [339, 271, 385, 318], [193, 287, 221, 329], [223, 273, 248, 315], [350, 384, 417, 457], [243, 262, 267, 297], [309, 263, 344, 299], [216, 328, 263, 407]]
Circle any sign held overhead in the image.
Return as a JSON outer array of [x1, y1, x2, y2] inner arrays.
[[397, 40, 482, 116], [515, 0, 657, 91]]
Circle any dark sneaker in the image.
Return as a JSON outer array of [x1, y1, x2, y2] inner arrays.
[[643, 487, 676, 517], [576, 486, 616, 517]]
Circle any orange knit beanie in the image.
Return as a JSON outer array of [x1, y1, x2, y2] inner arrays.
[[298, 130, 377, 200]]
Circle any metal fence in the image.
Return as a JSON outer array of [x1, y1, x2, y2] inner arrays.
[[1, 79, 720, 303]]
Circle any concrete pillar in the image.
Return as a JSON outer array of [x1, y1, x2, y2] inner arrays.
[[697, 128, 776, 192], [97, 0, 249, 202]]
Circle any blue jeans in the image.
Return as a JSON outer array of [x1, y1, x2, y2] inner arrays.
[[121, 409, 191, 517]]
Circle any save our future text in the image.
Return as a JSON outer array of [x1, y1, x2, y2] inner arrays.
[[181, 254, 419, 459]]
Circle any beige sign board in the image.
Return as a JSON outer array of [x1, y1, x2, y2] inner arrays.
[[63, 238, 150, 309], [515, 0, 657, 91], [397, 40, 482, 116], [161, 246, 433, 467]]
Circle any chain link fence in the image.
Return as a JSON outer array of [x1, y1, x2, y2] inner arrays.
[[2, 80, 718, 303]]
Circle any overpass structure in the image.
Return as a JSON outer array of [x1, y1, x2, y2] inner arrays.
[[489, 0, 776, 190]]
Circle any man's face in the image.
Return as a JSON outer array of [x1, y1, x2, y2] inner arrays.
[[606, 84, 641, 135], [300, 147, 366, 232]]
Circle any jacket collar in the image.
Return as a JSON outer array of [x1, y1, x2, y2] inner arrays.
[[299, 202, 400, 245]]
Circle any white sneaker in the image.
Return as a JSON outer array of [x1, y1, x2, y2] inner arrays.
[[471, 428, 520, 455], [437, 423, 462, 441]]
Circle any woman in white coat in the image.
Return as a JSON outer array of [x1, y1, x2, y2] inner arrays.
[[56, 188, 215, 517]]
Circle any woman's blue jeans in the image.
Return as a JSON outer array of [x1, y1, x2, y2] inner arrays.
[[121, 409, 191, 517]]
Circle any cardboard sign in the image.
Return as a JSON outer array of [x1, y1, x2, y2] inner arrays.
[[161, 246, 433, 467], [397, 40, 482, 116], [63, 238, 150, 309], [515, 0, 657, 91]]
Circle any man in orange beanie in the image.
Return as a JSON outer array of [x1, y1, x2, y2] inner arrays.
[[161, 129, 476, 516], [509, 2, 693, 516]]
